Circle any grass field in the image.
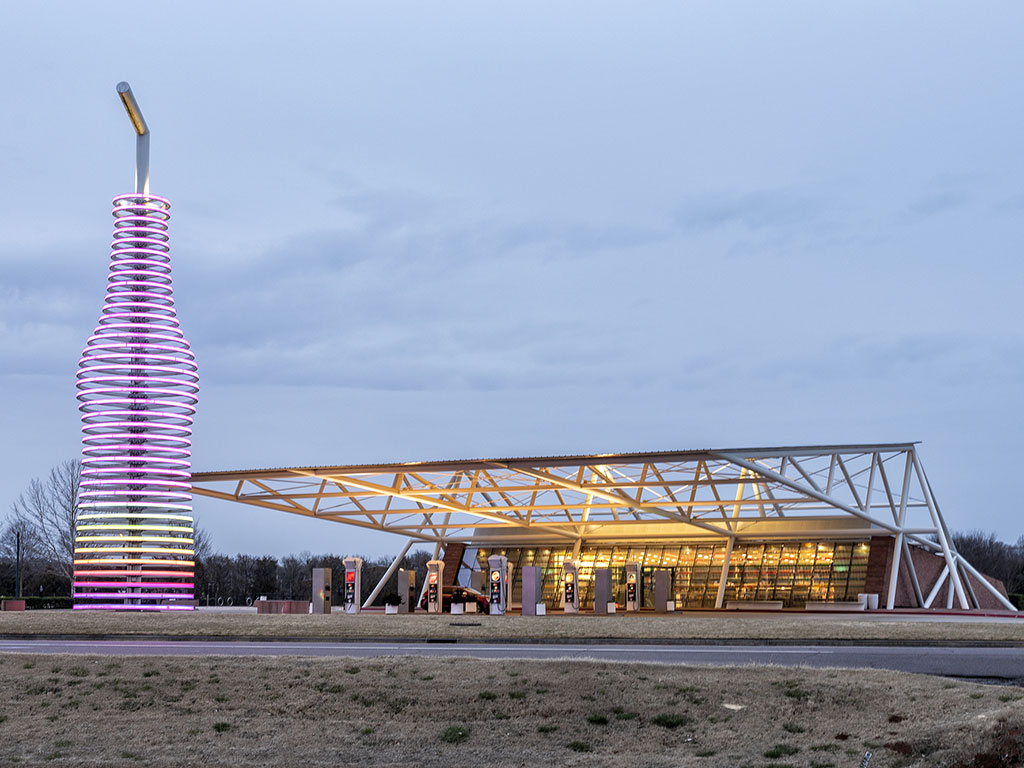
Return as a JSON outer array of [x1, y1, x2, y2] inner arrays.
[[0, 652, 1021, 767], [2, 610, 1024, 645]]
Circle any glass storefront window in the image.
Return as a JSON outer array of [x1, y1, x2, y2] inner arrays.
[[474, 540, 870, 609]]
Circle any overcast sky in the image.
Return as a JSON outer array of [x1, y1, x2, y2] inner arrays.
[[2, 3, 1022, 559]]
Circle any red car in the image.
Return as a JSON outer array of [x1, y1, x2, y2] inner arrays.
[[419, 586, 490, 613]]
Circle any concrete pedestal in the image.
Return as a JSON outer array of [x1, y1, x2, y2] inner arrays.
[[654, 570, 670, 613], [593, 568, 612, 614], [521, 566, 542, 616]]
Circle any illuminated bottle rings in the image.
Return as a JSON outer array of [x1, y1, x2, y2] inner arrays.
[[74, 194, 198, 610]]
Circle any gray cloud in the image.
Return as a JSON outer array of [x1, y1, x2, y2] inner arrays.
[[673, 188, 826, 234]]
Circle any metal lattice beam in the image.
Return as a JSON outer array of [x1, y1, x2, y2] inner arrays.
[[190, 442, 1011, 610]]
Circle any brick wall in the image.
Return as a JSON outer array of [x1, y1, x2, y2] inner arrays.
[[866, 535, 1009, 609], [864, 536, 894, 603]]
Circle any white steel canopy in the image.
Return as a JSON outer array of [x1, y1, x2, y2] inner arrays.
[[191, 442, 1011, 611]]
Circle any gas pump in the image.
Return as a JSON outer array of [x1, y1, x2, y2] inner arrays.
[[487, 555, 509, 615], [624, 562, 640, 612], [426, 560, 444, 614], [312, 567, 331, 614], [562, 560, 579, 613], [342, 557, 362, 614]]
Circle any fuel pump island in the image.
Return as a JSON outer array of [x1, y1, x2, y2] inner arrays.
[[329, 554, 659, 615]]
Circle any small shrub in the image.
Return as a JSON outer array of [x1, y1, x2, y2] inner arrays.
[[120, 752, 141, 761], [784, 687, 809, 701], [764, 744, 799, 758], [567, 741, 592, 752], [885, 741, 914, 756], [587, 714, 609, 725], [695, 750, 716, 757], [440, 725, 470, 744], [479, 691, 497, 701], [508, 690, 527, 700], [615, 711, 638, 720], [212, 722, 231, 733], [783, 722, 806, 733], [652, 712, 691, 729], [538, 724, 558, 733], [970, 693, 984, 699], [344, 666, 360, 675], [360, 727, 374, 736]]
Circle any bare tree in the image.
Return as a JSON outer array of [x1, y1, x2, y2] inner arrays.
[[191, 516, 214, 561], [952, 530, 1024, 595], [7, 459, 80, 587]]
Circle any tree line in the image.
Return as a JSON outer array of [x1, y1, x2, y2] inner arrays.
[[195, 551, 434, 606], [4, 460, 1024, 606]]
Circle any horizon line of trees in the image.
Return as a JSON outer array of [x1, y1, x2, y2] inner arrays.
[[5, 459, 1024, 604]]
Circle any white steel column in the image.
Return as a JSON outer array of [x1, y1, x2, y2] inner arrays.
[[901, 539, 925, 607], [911, 449, 968, 609], [958, 556, 1017, 611], [959, 562, 980, 609], [885, 532, 904, 610], [714, 537, 735, 609], [924, 565, 949, 608], [362, 537, 415, 609], [886, 453, 913, 610]]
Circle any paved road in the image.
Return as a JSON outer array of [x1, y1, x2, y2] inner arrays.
[[3, 639, 1024, 683]]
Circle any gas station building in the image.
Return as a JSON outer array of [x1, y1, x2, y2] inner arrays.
[[192, 442, 1012, 612]]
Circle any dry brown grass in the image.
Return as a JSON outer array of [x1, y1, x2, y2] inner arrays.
[[1, 610, 1024, 645], [0, 652, 1021, 767]]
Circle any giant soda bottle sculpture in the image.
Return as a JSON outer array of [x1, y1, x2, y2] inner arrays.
[[73, 83, 198, 610]]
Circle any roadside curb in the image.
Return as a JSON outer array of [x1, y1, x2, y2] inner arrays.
[[3, 633, 1024, 649]]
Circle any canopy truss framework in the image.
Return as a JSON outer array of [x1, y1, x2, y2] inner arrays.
[[191, 442, 1011, 611]]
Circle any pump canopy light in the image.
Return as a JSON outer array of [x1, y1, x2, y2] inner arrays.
[[73, 83, 199, 611]]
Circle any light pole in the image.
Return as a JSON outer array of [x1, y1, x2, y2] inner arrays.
[[15, 531, 21, 599]]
